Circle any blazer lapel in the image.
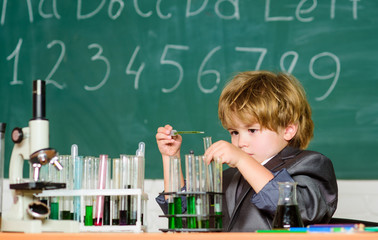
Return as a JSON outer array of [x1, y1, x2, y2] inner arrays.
[[264, 146, 300, 171], [226, 174, 252, 231], [225, 170, 241, 217], [234, 176, 252, 211]]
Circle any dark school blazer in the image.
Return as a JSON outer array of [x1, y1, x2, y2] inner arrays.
[[223, 146, 338, 232]]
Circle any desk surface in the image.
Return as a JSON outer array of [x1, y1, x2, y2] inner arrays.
[[1, 232, 378, 240]]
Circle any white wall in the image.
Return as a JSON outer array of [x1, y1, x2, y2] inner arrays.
[[333, 180, 378, 222], [143, 179, 167, 232], [2, 179, 378, 232]]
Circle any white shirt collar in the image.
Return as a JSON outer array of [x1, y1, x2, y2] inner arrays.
[[261, 155, 274, 166]]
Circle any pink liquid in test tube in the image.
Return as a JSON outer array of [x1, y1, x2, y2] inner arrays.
[[94, 154, 108, 226]]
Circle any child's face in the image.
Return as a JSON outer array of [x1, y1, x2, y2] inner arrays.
[[227, 117, 289, 164]]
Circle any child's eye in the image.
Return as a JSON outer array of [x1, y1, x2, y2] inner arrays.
[[229, 130, 239, 136], [249, 129, 258, 133]]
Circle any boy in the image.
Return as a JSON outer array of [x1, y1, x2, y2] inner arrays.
[[155, 71, 338, 232]]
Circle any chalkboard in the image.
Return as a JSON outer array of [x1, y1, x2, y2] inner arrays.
[[1, 0, 378, 179]]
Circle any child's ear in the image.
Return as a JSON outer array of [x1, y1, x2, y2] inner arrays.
[[284, 123, 298, 141]]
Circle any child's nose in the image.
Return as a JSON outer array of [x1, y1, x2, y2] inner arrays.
[[238, 134, 249, 148]]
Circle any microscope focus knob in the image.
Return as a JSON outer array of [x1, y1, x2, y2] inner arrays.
[[11, 127, 24, 143]]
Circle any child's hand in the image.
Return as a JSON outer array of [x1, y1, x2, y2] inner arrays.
[[204, 140, 252, 168], [156, 124, 182, 157]]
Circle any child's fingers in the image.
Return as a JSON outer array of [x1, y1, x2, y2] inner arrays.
[[204, 144, 220, 164], [163, 124, 173, 134], [156, 126, 174, 140], [157, 126, 171, 134]]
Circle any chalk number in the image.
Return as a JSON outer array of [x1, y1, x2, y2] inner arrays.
[[5, 39, 340, 101]]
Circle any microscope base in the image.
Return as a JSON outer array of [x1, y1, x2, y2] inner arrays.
[[1, 219, 80, 233], [2, 181, 76, 233]]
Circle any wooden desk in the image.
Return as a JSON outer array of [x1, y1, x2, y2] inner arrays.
[[0, 232, 378, 240]]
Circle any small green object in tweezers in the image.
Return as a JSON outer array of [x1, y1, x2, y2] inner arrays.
[[170, 130, 204, 136]]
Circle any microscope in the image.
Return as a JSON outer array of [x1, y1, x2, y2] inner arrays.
[[1, 80, 79, 233]]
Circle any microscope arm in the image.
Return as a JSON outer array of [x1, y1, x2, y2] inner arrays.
[[9, 127, 30, 184]]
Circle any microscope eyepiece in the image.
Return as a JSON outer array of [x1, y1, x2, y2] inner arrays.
[[32, 79, 46, 120]]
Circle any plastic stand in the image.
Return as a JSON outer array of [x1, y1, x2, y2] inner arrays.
[[159, 191, 223, 232], [36, 188, 148, 232]]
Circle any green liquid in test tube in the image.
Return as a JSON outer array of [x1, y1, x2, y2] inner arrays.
[[215, 211, 223, 229], [50, 201, 59, 220], [187, 195, 197, 228], [168, 201, 175, 229], [174, 197, 182, 228], [85, 205, 93, 225]]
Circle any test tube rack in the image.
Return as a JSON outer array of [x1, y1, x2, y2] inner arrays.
[[36, 188, 148, 232], [158, 191, 223, 232]]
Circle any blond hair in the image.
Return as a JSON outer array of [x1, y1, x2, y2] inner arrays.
[[218, 71, 313, 149]]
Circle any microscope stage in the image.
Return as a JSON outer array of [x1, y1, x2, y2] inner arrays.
[[10, 181, 66, 190]]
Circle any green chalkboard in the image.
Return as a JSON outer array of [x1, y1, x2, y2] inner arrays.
[[1, 0, 378, 179]]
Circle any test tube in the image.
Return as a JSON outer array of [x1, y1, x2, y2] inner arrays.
[[130, 155, 143, 225], [169, 156, 182, 229], [60, 155, 73, 220], [129, 156, 137, 225], [136, 142, 145, 191], [49, 158, 60, 220], [92, 157, 100, 224], [213, 156, 223, 229], [119, 154, 131, 225], [194, 155, 202, 228], [126, 155, 135, 225], [73, 155, 83, 222], [103, 157, 111, 225], [185, 152, 197, 229], [94, 154, 108, 226], [112, 158, 121, 225], [136, 142, 146, 225], [195, 155, 210, 228], [203, 137, 214, 192], [204, 136, 217, 228], [68, 156, 74, 220], [83, 156, 94, 226]]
